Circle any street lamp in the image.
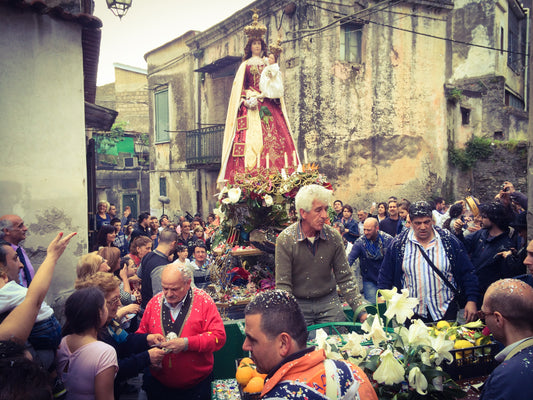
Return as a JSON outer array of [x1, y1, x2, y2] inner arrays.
[[106, 0, 132, 19]]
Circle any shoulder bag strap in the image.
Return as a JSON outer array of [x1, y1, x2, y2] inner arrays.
[[415, 244, 459, 296], [504, 337, 533, 361]]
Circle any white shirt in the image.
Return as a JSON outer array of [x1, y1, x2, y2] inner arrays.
[[0, 280, 54, 322]]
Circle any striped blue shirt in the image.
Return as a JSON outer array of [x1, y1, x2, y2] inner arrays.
[[401, 228, 455, 320]]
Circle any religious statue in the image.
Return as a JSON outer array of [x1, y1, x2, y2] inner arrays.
[[217, 11, 299, 186]]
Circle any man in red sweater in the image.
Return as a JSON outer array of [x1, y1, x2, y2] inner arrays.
[[137, 263, 226, 399]]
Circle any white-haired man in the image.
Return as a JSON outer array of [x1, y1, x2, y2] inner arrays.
[[275, 184, 367, 325]]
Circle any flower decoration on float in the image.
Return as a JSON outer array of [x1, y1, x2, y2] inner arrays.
[[312, 288, 467, 400], [211, 165, 332, 248]]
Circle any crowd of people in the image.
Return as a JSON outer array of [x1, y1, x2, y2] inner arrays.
[[0, 178, 531, 400]]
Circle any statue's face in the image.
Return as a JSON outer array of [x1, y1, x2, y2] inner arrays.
[[251, 40, 262, 56]]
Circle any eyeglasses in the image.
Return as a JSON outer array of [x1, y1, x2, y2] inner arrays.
[[106, 296, 121, 307], [476, 310, 495, 321]]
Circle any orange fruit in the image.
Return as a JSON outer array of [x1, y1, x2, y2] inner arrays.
[[239, 357, 254, 367], [235, 366, 254, 386], [243, 376, 264, 393]]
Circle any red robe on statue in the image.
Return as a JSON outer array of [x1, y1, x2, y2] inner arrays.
[[217, 56, 299, 185]]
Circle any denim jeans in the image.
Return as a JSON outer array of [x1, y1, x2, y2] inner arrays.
[[363, 281, 378, 303]]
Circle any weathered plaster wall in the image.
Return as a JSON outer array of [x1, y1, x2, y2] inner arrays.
[[0, 9, 88, 300], [146, 33, 201, 218], [288, 3, 451, 206]]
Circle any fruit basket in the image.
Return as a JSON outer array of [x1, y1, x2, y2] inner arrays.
[[446, 342, 500, 380], [427, 320, 499, 380]]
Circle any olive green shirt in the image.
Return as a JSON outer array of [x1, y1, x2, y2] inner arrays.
[[275, 222, 366, 313]]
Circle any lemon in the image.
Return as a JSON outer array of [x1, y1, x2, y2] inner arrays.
[[454, 339, 474, 359], [436, 320, 451, 330]]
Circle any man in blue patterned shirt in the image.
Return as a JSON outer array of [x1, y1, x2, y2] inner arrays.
[[378, 201, 479, 322]]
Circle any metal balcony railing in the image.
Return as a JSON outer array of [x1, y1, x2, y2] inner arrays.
[[185, 124, 224, 166]]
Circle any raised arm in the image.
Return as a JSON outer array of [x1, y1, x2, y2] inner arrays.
[[0, 232, 76, 342]]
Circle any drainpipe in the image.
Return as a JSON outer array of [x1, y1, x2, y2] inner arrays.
[[524, 8, 530, 112]]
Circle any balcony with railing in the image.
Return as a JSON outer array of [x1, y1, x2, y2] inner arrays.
[[185, 124, 224, 166]]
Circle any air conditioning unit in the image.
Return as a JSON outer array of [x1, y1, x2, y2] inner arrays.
[[122, 157, 138, 168]]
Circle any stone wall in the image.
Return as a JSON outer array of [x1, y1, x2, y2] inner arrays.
[[452, 143, 528, 203]]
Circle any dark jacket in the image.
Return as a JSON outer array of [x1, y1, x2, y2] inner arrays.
[[479, 340, 533, 400], [341, 217, 359, 243], [138, 250, 169, 308], [377, 226, 480, 304], [458, 228, 519, 294], [130, 223, 150, 243], [99, 327, 150, 399], [348, 232, 393, 283]]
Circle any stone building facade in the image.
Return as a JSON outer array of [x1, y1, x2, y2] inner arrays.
[[95, 64, 150, 224], [145, 0, 529, 218]]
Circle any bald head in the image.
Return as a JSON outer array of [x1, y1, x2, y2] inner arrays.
[[363, 217, 379, 240], [484, 279, 533, 333], [0, 215, 27, 245], [161, 264, 192, 307]]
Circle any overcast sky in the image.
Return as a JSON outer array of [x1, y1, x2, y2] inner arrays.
[[93, 0, 254, 85]]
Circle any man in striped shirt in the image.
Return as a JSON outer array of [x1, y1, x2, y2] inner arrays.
[[377, 201, 479, 323]]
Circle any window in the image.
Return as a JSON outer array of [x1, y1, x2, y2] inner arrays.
[[159, 177, 167, 196], [460, 107, 470, 126], [505, 90, 524, 110], [507, 5, 526, 73], [340, 23, 362, 64], [155, 89, 169, 143]]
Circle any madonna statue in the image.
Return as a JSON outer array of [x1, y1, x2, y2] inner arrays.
[[217, 11, 299, 186]]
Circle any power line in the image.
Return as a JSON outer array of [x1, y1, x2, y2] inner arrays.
[[283, 1, 528, 58], [366, 18, 529, 57], [283, 0, 400, 44]]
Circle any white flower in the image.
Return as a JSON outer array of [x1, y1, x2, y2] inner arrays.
[[420, 349, 432, 366], [263, 194, 273, 207], [361, 319, 371, 334], [408, 366, 428, 395], [395, 325, 409, 346], [368, 315, 388, 346], [384, 288, 419, 324], [378, 288, 397, 301], [315, 329, 333, 354], [406, 319, 432, 346], [340, 332, 367, 359], [217, 186, 228, 200], [315, 329, 343, 360], [373, 349, 405, 385], [429, 333, 454, 366], [213, 206, 225, 224], [227, 187, 241, 204]]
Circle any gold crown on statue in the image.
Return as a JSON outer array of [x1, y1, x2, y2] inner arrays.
[[269, 38, 283, 59], [244, 9, 267, 40]]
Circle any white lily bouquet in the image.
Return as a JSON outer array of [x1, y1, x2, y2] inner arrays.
[[314, 288, 467, 400]]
